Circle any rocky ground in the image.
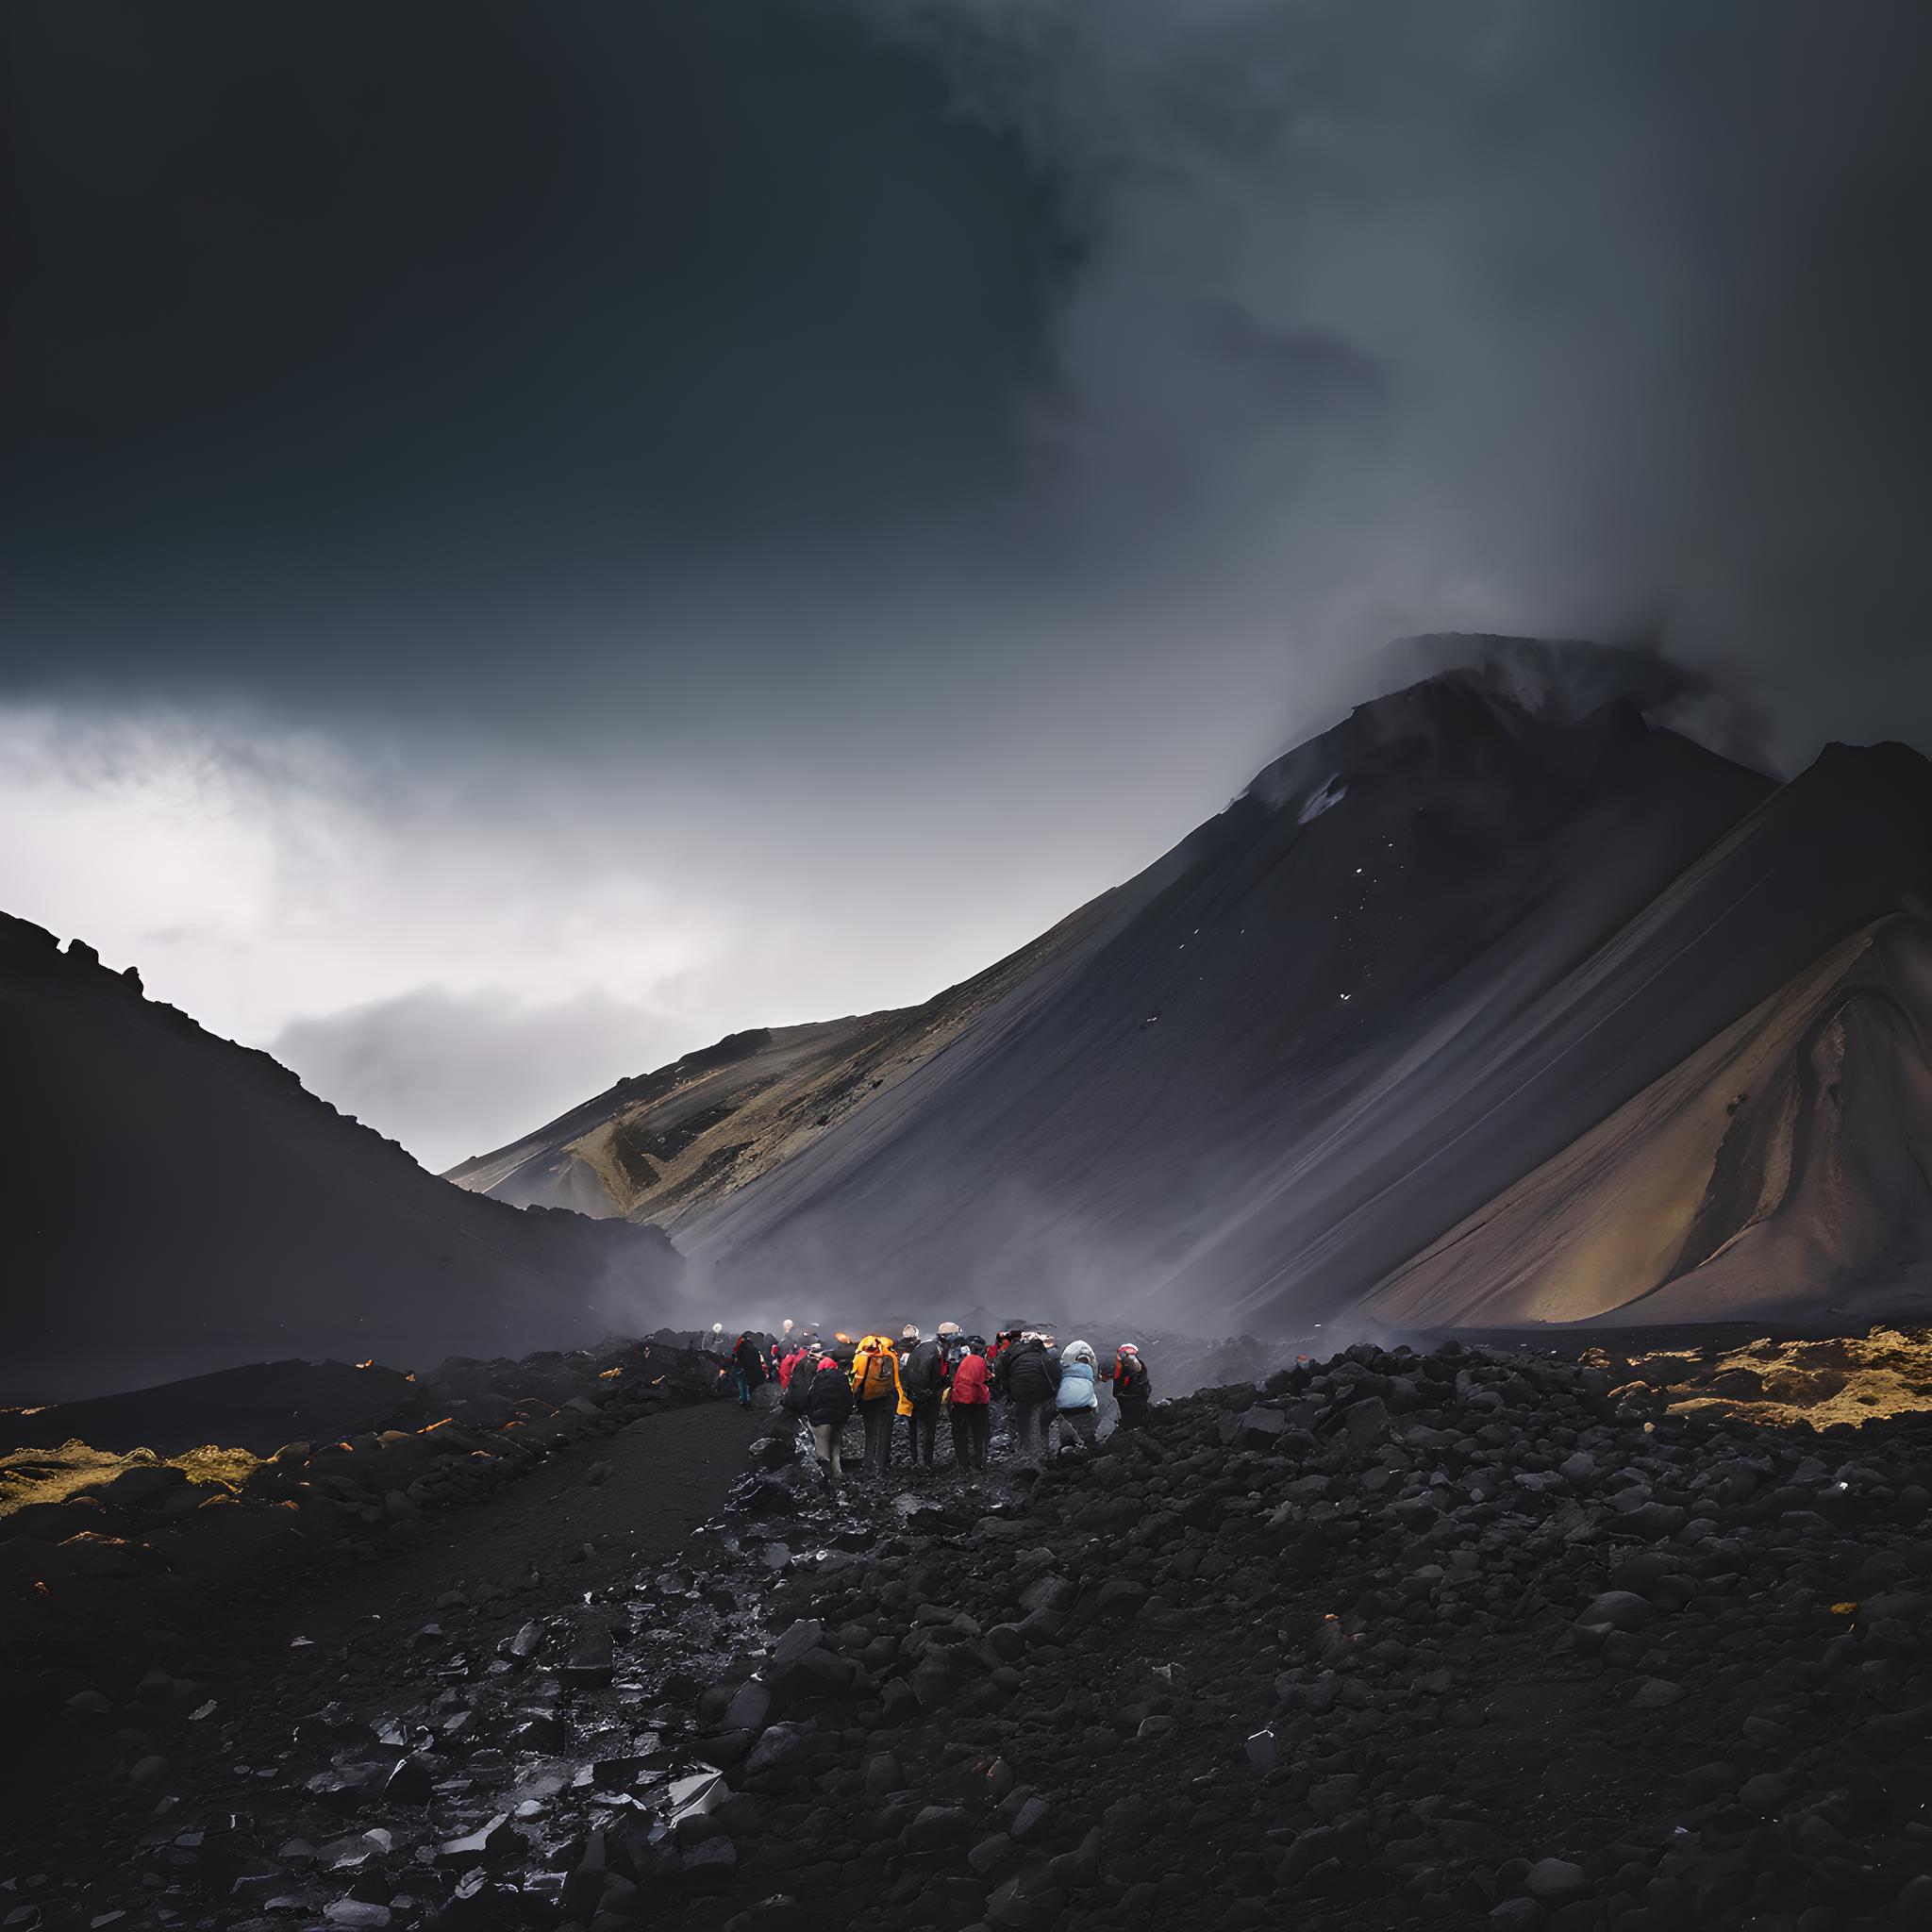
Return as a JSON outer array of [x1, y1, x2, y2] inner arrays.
[[7, 1330, 1932, 1931], [0, 1338, 734, 1781]]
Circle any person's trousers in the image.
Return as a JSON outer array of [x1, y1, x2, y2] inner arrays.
[[905, 1400, 940, 1467], [1053, 1407, 1098, 1453], [734, 1368, 754, 1407], [859, 1398, 895, 1471], [1012, 1398, 1050, 1463], [950, 1404, 991, 1468], [810, 1421, 842, 1478], [1115, 1396, 1149, 1431]]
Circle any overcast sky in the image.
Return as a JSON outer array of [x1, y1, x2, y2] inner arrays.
[[6, 1, 1932, 1171]]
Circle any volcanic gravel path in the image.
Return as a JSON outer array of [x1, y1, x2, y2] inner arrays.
[[264, 1395, 767, 1649], [0, 1395, 764, 1910], [14, 1339, 1932, 1932]]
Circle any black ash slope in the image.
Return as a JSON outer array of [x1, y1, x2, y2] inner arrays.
[[673, 653, 1932, 1333], [684, 660, 1780, 1323], [0, 914, 684, 1403]]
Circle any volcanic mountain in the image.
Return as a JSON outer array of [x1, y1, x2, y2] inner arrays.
[[0, 915, 683, 1403], [456, 641, 1932, 1333]]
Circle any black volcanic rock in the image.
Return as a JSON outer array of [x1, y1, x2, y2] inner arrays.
[[19, 1328, 1932, 1932]]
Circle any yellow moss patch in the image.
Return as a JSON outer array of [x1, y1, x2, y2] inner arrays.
[[1662, 1326, 1932, 1429], [0, 1439, 263, 1518]]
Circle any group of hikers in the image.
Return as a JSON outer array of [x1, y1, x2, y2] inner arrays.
[[716, 1321, 1154, 1487]]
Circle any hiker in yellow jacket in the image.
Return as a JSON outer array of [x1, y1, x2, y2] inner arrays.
[[849, 1332, 901, 1475]]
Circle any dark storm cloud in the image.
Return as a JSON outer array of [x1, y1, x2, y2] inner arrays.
[[2, 0, 1066, 671], [6, 0, 1930, 764], [861, 0, 1932, 764], [6, 1, 1932, 1162]]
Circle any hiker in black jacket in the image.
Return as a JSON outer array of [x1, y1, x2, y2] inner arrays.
[[1000, 1332, 1060, 1465], [797, 1351, 854, 1485], [1106, 1342, 1153, 1429], [896, 1324, 947, 1473], [781, 1345, 820, 1421], [730, 1331, 768, 1408], [803, 1352, 858, 1483]]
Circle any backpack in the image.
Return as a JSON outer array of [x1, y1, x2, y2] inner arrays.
[[906, 1340, 945, 1398], [858, 1347, 897, 1400], [1057, 1359, 1097, 1410]]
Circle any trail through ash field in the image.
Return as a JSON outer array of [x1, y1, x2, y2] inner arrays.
[[9, 1329, 1932, 1931]]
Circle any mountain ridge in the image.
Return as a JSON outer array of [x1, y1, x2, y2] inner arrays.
[[2, 913, 684, 1402]]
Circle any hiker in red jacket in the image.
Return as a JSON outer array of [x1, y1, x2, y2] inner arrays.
[[947, 1337, 992, 1470]]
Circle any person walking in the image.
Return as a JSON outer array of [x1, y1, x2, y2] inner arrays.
[[780, 1341, 818, 1462], [776, 1339, 811, 1391], [896, 1324, 946, 1473], [849, 1332, 901, 1474], [1053, 1340, 1102, 1453], [1107, 1342, 1152, 1428], [892, 1321, 946, 1468], [730, 1330, 768, 1409], [947, 1337, 992, 1470], [781, 1343, 818, 1417], [1000, 1331, 1060, 1464], [801, 1350, 853, 1486]]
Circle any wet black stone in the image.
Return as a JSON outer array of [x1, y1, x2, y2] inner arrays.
[[382, 1756, 435, 1806]]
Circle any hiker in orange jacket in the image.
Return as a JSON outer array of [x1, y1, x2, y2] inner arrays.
[[849, 1333, 901, 1474]]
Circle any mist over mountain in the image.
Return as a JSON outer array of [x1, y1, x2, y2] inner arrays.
[[455, 639, 1932, 1333]]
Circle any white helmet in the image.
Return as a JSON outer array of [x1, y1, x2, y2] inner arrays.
[[902, 1324, 922, 1341], [711, 1323, 724, 1335]]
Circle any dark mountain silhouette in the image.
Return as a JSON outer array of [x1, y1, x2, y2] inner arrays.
[[459, 639, 1932, 1331], [2, 916, 683, 1402]]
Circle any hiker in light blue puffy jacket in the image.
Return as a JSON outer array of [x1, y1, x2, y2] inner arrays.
[[1052, 1340, 1102, 1454]]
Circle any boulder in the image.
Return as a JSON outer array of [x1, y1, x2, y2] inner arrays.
[[382, 1757, 434, 1806], [905, 1806, 974, 1852], [1232, 1407, 1289, 1449], [1576, 1591, 1654, 1633], [1525, 1858, 1588, 1901], [561, 1622, 615, 1688]]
